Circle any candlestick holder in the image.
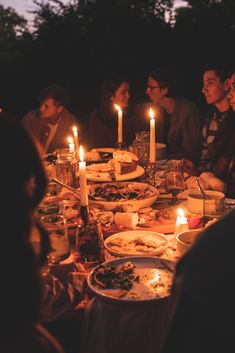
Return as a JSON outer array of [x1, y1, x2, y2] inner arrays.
[[115, 141, 127, 150]]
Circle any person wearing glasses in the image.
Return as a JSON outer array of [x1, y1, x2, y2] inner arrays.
[[145, 66, 203, 166]]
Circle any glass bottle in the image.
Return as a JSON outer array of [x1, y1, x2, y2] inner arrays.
[[76, 206, 105, 264]]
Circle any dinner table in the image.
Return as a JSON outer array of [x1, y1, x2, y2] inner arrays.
[[40, 154, 232, 353]]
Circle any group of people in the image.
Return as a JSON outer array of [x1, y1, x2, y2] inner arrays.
[[1, 64, 235, 351], [18, 65, 235, 197]]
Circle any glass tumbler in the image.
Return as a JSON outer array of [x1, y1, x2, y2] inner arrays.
[[40, 214, 70, 264], [55, 148, 78, 188]]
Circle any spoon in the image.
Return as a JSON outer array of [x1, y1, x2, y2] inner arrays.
[[195, 178, 207, 227], [195, 178, 207, 199]]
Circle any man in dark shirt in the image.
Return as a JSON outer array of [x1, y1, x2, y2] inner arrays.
[[22, 85, 77, 154], [200, 65, 234, 172]]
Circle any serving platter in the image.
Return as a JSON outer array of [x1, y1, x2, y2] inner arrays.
[[86, 164, 145, 182], [87, 256, 175, 302], [104, 230, 168, 257], [88, 181, 159, 211]]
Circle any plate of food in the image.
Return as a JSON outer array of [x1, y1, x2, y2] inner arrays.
[[88, 182, 159, 211], [87, 256, 175, 302], [85, 149, 114, 164], [86, 164, 145, 182], [104, 230, 169, 257]]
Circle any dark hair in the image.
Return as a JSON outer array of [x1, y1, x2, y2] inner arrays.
[[203, 65, 229, 83], [100, 73, 129, 106], [149, 66, 180, 97], [39, 84, 69, 107], [0, 114, 48, 332]]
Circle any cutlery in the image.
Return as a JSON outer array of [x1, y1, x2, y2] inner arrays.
[[51, 178, 81, 198]]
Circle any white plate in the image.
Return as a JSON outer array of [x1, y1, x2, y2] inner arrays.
[[87, 256, 175, 302], [86, 164, 145, 182], [88, 181, 159, 211], [104, 230, 169, 257]]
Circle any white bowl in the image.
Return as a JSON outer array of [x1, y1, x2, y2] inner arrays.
[[176, 229, 202, 257], [156, 143, 166, 160], [187, 190, 225, 215], [88, 181, 159, 212]]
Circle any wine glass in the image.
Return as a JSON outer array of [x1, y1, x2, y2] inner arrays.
[[165, 161, 185, 204]]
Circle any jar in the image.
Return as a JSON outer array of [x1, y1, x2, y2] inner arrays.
[[55, 148, 78, 188], [132, 131, 150, 164]]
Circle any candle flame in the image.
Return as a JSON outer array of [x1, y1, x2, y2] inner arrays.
[[72, 126, 78, 136], [114, 104, 121, 112], [79, 145, 84, 162], [177, 208, 185, 218], [149, 107, 155, 119], [68, 136, 74, 144]]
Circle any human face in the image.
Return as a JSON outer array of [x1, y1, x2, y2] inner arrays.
[[146, 77, 164, 104], [202, 70, 228, 105], [111, 82, 130, 109], [227, 73, 235, 111], [39, 98, 62, 119]]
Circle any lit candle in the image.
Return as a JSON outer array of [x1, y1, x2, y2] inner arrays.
[[68, 136, 75, 153], [174, 208, 189, 235], [72, 126, 79, 160], [79, 146, 88, 206], [114, 104, 123, 144], [149, 107, 156, 163]]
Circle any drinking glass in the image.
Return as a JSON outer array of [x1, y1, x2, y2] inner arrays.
[[165, 160, 185, 204], [40, 214, 70, 264]]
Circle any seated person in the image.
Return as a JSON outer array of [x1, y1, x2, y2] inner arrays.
[[135, 66, 203, 166], [0, 115, 65, 353], [161, 208, 235, 353], [89, 73, 136, 149], [200, 65, 234, 172], [22, 84, 78, 154], [214, 68, 235, 198]]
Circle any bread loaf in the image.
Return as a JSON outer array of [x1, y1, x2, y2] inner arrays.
[[114, 212, 139, 229], [200, 172, 226, 192], [185, 176, 208, 190]]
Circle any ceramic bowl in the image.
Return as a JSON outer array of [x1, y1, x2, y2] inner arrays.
[[176, 229, 202, 257], [187, 190, 225, 215], [88, 181, 159, 212]]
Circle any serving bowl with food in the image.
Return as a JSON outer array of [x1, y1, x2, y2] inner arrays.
[[88, 181, 159, 211]]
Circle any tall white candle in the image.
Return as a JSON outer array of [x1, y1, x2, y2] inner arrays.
[[174, 208, 189, 235], [79, 146, 88, 206], [149, 107, 156, 163], [114, 104, 123, 143], [68, 136, 75, 153], [72, 126, 79, 160]]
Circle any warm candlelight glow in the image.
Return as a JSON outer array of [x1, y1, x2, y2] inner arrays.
[[114, 104, 123, 144], [79, 145, 84, 162], [72, 126, 79, 160], [68, 136, 75, 152], [175, 208, 189, 235], [149, 107, 155, 119], [78, 145, 88, 206], [149, 107, 156, 163], [114, 104, 121, 112], [72, 126, 78, 137]]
